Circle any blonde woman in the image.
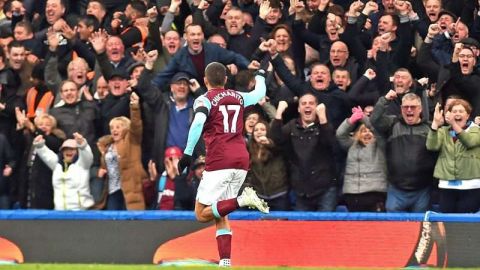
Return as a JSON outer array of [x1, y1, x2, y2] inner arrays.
[[15, 110, 66, 209], [96, 92, 148, 210], [336, 107, 387, 212]]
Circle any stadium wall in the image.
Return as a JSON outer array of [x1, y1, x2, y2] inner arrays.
[[1, 210, 480, 267]]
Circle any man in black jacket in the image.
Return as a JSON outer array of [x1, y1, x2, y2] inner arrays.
[[270, 95, 337, 211], [370, 91, 436, 212]]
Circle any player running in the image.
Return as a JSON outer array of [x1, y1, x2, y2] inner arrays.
[[177, 62, 269, 267]]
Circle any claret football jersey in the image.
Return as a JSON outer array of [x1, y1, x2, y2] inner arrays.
[[194, 88, 249, 171]]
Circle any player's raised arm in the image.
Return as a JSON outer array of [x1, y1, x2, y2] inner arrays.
[[239, 70, 267, 107], [177, 96, 211, 174]]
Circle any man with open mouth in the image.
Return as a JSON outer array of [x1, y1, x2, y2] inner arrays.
[[370, 91, 436, 213], [151, 24, 249, 90]]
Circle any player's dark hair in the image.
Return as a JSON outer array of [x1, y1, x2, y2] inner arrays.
[[235, 69, 254, 89], [205, 62, 226, 88]]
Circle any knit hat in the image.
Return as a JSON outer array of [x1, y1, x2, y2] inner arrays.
[[164, 146, 183, 159]]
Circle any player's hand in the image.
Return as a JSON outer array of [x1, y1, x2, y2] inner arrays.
[[176, 154, 193, 175]]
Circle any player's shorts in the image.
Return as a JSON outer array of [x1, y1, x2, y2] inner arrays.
[[196, 169, 247, 205]]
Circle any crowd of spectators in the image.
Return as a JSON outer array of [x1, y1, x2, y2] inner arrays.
[[0, 0, 480, 213]]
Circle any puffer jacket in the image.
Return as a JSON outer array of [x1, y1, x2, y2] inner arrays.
[[336, 118, 387, 194], [34, 140, 94, 210]]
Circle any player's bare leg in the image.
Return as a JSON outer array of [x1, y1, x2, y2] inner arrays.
[[194, 201, 233, 267], [194, 200, 215, 223]]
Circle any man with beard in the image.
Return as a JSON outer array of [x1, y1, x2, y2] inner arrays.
[[108, 0, 148, 48], [370, 92, 436, 213], [136, 50, 205, 176], [58, 14, 100, 70], [425, 11, 469, 66]]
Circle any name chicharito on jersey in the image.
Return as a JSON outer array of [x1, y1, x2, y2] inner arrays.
[[211, 90, 244, 106]]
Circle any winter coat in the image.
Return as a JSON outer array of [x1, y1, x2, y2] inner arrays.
[[426, 123, 480, 181], [270, 118, 337, 197], [17, 129, 65, 209], [97, 103, 148, 210], [50, 100, 99, 147], [34, 140, 94, 210], [136, 69, 202, 174], [246, 142, 289, 198], [336, 118, 387, 194], [370, 97, 436, 191]]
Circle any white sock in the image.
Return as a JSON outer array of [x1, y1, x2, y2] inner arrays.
[[219, 258, 231, 267], [237, 195, 246, 207]]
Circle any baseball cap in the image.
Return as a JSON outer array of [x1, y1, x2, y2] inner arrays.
[[460, 37, 480, 49], [438, 10, 457, 22], [60, 139, 77, 151], [165, 146, 183, 159], [109, 69, 129, 80], [127, 62, 145, 75], [170, 72, 190, 84]]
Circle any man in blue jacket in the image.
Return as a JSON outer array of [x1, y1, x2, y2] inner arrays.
[[151, 24, 250, 89]]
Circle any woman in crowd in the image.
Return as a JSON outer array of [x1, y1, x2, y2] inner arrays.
[[33, 132, 94, 210], [427, 100, 480, 213], [245, 120, 290, 210], [96, 92, 148, 210], [16, 111, 65, 209], [336, 107, 387, 212], [243, 110, 261, 142]]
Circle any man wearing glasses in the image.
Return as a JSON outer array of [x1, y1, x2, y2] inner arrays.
[[370, 92, 437, 212]]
